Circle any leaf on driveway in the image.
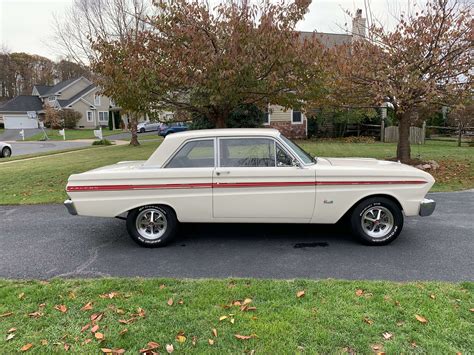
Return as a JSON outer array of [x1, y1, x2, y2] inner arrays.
[[382, 332, 393, 340], [167, 298, 174, 306], [415, 314, 428, 323], [54, 304, 68, 313], [296, 290, 305, 298], [20, 343, 33, 352], [234, 334, 255, 340], [166, 344, 174, 353], [81, 302, 93, 311]]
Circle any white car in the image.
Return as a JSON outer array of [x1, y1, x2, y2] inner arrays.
[[65, 129, 436, 247], [137, 121, 162, 133], [0, 142, 12, 158]]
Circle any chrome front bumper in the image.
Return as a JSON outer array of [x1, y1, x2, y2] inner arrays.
[[419, 198, 436, 217], [64, 199, 77, 216]]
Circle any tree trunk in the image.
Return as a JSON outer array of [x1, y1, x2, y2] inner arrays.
[[129, 112, 140, 146], [396, 113, 411, 163], [215, 114, 226, 128], [457, 123, 462, 147]]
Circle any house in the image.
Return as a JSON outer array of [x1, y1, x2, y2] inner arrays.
[[266, 10, 366, 138], [0, 76, 121, 130]]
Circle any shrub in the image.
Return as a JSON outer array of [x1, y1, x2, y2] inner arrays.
[[61, 110, 82, 129], [92, 139, 112, 146]]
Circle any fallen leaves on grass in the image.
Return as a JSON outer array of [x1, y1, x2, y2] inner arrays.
[[54, 304, 68, 313], [429, 294, 436, 299], [363, 317, 374, 325], [90, 312, 104, 322], [6, 333, 15, 341], [219, 315, 228, 321], [101, 348, 126, 354], [100, 292, 119, 299], [40, 339, 48, 346], [176, 331, 186, 343], [0, 312, 13, 318], [296, 290, 305, 298], [234, 334, 256, 340], [212, 328, 218, 337], [18, 292, 25, 300], [81, 302, 93, 311], [94, 332, 105, 340], [80, 324, 90, 333], [28, 311, 43, 318], [20, 343, 33, 352], [208, 339, 215, 345], [355, 289, 364, 297], [415, 314, 428, 324], [167, 298, 174, 306], [119, 328, 128, 335], [7, 328, 16, 333], [118, 318, 137, 325], [382, 332, 393, 340], [166, 344, 174, 353], [139, 341, 160, 353], [91, 324, 99, 333]]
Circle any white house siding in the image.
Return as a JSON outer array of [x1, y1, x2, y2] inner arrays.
[[59, 78, 91, 100]]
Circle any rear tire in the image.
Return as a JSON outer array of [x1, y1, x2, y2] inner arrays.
[[1, 147, 11, 158], [126, 205, 178, 247], [139, 128, 145, 133], [350, 197, 403, 245]]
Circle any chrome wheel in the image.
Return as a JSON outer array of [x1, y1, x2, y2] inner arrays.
[[2, 147, 11, 158], [361, 206, 394, 239], [135, 208, 167, 240]]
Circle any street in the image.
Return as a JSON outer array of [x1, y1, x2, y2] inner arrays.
[[0, 191, 472, 281]]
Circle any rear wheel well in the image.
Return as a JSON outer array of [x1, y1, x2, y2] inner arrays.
[[128, 204, 178, 219]]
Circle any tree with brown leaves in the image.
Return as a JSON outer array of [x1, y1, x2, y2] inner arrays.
[[91, 0, 326, 128], [327, 0, 473, 162]]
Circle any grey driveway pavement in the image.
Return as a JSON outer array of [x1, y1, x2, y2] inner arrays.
[[0, 129, 41, 141], [0, 191, 472, 281], [8, 141, 91, 157]]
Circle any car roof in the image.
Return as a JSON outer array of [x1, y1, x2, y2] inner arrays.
[[167, 128, 280, 139]]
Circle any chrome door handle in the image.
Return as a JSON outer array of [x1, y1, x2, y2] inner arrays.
[[216, 171, 230, 176]]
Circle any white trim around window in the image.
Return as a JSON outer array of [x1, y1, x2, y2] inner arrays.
[[291, 109, 303, 124], [86, 111, 93, 122], [98, 111, 108, 123]]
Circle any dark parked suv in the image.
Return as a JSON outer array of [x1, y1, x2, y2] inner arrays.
[[158, 122, 188, 137]]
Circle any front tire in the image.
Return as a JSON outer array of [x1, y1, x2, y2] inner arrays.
[[139, 128, 146, 133], [1, 147, 11, 158], [350, 197, 403, 245], [126, 205, 178, 247]]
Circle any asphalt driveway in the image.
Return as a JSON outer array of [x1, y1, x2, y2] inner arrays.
[[8, 141, 91, 156], [0, 191, 472, 281]]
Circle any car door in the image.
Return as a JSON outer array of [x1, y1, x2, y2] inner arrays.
[[212, 137, 315, 221], [161, 138, 216, 222]]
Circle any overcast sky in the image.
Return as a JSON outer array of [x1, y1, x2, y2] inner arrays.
[[0, 0, 405, 61]]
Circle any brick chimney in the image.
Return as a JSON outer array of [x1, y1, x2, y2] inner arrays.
[[352, 9, 366, 41]]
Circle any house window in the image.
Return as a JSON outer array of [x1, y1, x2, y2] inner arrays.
[[48, 96, 56, 102], [263, 111, 270, 125], [86, 111, 93, 122], [94, 94, 101, 106], [109, 99, 116, 107], [292, 110, 302, 124], [98, 111, 108, 122]]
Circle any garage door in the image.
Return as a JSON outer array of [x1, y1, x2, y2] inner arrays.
[[4, 115, 38, 129]]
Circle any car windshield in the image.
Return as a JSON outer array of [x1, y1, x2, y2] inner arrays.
[[280, 135, 315, 164]]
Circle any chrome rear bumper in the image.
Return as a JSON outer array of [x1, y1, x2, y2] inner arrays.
[[419, 198, 436, 217], [64, 199, 77, 216]]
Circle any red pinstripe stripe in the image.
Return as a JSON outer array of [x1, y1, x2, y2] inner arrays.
[[67, 180, 426, 192]]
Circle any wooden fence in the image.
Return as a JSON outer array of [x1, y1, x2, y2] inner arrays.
[[383, 125, 425, 144]]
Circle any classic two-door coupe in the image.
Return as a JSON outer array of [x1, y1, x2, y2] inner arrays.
[[65, 129, 436, 247]]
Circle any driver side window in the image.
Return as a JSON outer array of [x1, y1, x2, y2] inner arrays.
[[276, 144, 294, 167]]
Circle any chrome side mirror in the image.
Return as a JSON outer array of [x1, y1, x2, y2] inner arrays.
[[292, 159, 302, 168]]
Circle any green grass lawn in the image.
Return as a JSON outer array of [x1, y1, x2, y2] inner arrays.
[[0, 140, 472, 205], [0, 278, 472, 353], [25, 129, 121, 141]]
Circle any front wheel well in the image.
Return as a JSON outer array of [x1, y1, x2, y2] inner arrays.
[[340, 194, 403, 222], [127, 203, 178, 219]]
